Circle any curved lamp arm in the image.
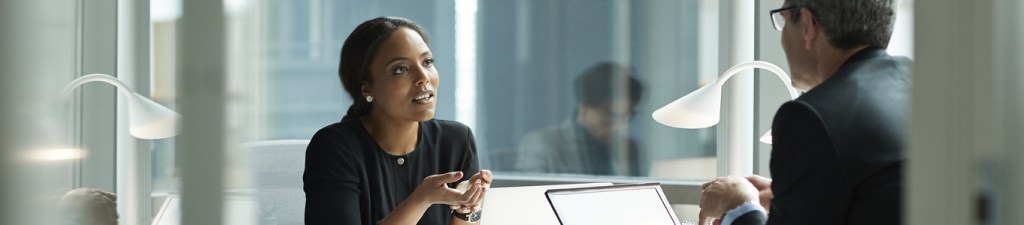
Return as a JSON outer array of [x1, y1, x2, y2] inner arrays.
[[62, 74, 180, 139], [62, 74, 138, 101], [714, 61, 799, 99], [652, 61, 798, 144]]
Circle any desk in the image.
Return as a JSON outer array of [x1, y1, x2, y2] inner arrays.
[[151, 192, 257, 225]]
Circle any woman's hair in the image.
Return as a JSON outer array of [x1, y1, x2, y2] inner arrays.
[[338, 17, 430, 123]]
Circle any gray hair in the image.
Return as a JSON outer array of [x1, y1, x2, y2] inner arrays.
[[789, 0, 896, 50]]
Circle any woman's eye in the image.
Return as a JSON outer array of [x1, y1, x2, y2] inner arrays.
[[423, 58, 434, 67], [393, 66, 409, 74]]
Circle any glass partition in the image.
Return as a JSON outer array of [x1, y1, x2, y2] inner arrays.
[[251, 0, 720, 183], [472, 0, 718, 181]]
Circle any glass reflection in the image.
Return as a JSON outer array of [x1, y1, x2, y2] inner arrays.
[[515, 62, 645, 176]]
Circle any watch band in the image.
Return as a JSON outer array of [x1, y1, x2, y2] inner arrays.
[[452, 209, 482, 223]]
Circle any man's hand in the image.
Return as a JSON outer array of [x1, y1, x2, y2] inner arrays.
[[698, 176, 760, 225], [745, 175, 773, 213]]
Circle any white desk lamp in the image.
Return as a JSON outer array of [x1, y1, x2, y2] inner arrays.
[[62, 74, 180, 139], [651, 61, 799, 144]]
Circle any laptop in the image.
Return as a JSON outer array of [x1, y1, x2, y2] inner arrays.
[[545, 183, 681, 225], [480, 183, 612, 225]]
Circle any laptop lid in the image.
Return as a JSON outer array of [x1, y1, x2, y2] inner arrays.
[[545, 183, 680, 225], [480, 183, 612, 225]]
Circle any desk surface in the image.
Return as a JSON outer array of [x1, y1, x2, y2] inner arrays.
[[151, 193, 257, 225]]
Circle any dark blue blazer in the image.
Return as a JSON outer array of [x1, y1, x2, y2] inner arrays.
[[733, 48, 911, 225]]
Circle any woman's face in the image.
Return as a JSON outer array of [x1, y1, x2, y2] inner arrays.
[[362, 27, 440, 122]]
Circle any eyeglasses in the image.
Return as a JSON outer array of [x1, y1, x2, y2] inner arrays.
[[769, 5, 800, 31]]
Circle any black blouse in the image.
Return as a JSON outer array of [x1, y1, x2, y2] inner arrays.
[[303, 119, 480, 225]]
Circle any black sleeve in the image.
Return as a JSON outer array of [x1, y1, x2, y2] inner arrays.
[[304, 127, 363, 225], [766, 101, 849, 225], [731, 210, 769, 225], [460, 125, 481, 180]]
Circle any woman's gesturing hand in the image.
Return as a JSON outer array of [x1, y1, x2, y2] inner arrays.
[[413, 171, 484, 207], [450, 170, 492, 214]]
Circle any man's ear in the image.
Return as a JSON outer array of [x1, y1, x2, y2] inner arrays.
[[800, 8, 818, 50]]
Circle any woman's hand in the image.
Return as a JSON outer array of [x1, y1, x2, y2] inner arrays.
[[450, 170, 492, 214], [381, 171, 482, 225], [412, 171, 484, 207]]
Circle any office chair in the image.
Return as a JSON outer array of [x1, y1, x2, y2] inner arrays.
[[245, 139, 310, 225]]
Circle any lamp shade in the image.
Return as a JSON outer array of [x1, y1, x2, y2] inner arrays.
[[127, 92, 180, 139], [63, 74, 180, 139], [652, 82, 723, 128], [652, 61, 799, 144]]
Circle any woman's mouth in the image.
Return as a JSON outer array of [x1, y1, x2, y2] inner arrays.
[[412, 90, 435, 104]]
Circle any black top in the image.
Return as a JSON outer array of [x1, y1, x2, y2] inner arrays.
[[303, 119, 480, 225], [731, 48, 910, 225]]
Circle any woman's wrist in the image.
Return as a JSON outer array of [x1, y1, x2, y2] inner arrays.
[[452, 209, 482, 223], [380, 190, 434, 225], [408, 189, 433, 208]]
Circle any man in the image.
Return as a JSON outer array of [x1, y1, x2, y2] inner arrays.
[[515, 62, 645, 176], [698, 1, 911, 225]]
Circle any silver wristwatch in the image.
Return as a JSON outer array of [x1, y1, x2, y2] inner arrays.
[[453, 209, 482, 223]]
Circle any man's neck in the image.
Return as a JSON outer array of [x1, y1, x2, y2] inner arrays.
[[814, 45, 870, 84]]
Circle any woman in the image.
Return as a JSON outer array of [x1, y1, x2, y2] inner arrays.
[[304, 17, 492, 225]]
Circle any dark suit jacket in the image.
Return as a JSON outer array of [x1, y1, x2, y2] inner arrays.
[[732, 48, 911, 225]]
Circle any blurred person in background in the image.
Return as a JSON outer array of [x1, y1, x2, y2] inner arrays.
[[515, 62, 645, 177]]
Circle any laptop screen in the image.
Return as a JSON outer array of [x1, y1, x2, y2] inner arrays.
[[480, 183, 612, 225], [545, 183, 679, 225]]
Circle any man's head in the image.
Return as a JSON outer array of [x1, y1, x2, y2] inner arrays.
[[776, 0, 896, 90], [574, 62, 644, 140]]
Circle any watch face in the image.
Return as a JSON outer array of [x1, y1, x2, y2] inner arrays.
[[455, 210, 481, 223]]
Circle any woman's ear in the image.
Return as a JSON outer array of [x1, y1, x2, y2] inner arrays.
[[361, 81, 372, 98]]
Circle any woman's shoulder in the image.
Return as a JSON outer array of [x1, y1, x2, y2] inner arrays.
[[423, 119, 471, 132], [311, 120, 361, 140], [307, 120, 369, 158], [305, 121, 367, 180]]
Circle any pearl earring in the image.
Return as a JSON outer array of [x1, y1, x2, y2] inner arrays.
[[366, 96, 374, 103]]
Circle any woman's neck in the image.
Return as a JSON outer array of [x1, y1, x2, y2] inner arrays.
[[361, 113, 420, 156]]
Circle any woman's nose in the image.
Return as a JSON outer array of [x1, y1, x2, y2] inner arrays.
[[413, 66, 431, 86]]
